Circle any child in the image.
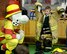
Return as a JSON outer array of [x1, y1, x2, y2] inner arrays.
[[40, 6, 52, 38], [35, 2, 58, 52], [14, 45, 29, 54], [40, 6, 52, 52]]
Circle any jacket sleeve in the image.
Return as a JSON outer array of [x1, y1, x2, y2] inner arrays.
[[50, 15, 58, 37], [34, 3, 43, 40], [4, 20, 16, 40], [50, 15, 58, 44]]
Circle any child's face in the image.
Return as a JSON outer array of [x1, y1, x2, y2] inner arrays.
[[44, 9, 51, 15]]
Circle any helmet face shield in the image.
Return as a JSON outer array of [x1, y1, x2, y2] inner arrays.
[[36, 5, 42, 12], [61, 11, 67, 18]]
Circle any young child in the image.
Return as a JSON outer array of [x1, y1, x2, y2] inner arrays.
[[14, 45, 29, 54], [40, 6, 52, 52], [35, 2, 58, 52], [40, 6, 52, 38]]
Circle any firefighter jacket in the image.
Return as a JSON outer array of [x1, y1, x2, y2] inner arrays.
[[35, 4, 58, 44], [0, 19, 25, 51]]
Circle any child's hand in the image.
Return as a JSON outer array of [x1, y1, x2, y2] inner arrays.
[[16, 30, 25, 40], [19, 30, 25, 39], [41, 35, 45, 40], [16, 34, 21, 40], [19, 30, 24, 36]]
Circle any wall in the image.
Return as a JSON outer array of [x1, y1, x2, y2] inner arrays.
[[0, 0, 8, 19]]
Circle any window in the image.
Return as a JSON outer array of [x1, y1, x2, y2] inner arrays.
[[44, 0, 51, 4], [31, 0, 37, 4], [25, 0, 28, 4]]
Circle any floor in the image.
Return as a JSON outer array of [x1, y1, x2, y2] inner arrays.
[[28, 45, 66, 54], [29, 45, 51, 54], [0, 44, 67, 54]]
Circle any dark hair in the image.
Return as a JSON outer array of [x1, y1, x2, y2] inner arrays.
[[45, 6, 51, 10], [14, 45, 29, 54], [22, 7, 28, 15]]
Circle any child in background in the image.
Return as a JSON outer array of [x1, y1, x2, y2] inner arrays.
[[40, 6, 52, 52], [35, 2, 58, 52], [14, 45, 29, 54]]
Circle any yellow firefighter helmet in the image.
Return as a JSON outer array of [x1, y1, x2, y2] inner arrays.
[[35, 2, 42, 6], [5, 4, 21, 18], [52, 48, 63, 54]]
